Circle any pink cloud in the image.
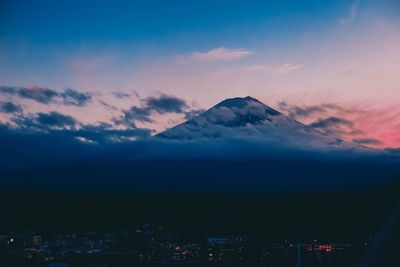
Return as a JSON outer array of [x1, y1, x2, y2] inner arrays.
[[276, 100, 400, 148], [275, 63, 303, 75], [349, 103, 400, 148]]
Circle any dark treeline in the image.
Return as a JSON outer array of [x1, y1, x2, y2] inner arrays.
[[1, 183, 399, 242]]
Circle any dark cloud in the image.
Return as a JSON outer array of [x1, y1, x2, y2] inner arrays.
[[0, 101, 23, 113], [384, 148, 400, 156], [277, 102, 327, 119], [276, 102, 353, 120], [114, 94, 203, 127], [145, 94, 188, 114], [132, 90, 141, 98], [309, 116, 363, 137], [72, 123, 151, 143], [0, 96, 397, 193], [353, 138, 383, 146], [0, 99, 398, 192], [277, 102, 368, 140], [0, 127, 398, 192], [126, 106, 152, 123], [0, 117, 151, 171], [11, 112, 78, 131], [0, 85, 58, 104], [290, 106, 326, 118], [99, 100, 118, 111], [36, 112, 77, 128], [60, 88, 92, 106], [0, 86, 91, 106], [114, 106, 153, 127], [310, 116, 354, 129], [112, 91, 131, 99], [8, 110, 151, 142]]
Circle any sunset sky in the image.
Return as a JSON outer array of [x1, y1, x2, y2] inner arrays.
[[1, 0, 399, 148]]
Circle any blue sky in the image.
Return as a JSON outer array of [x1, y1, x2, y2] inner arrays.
[[1, 0, 398, 89], [0, 1, 355, 45]]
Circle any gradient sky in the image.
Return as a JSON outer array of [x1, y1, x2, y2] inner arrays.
[[0, 0, 399, 147]]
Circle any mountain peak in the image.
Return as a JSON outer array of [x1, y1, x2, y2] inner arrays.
[[213, 96, 281, 118], [215, 96, 262, 109], [157, 96, 347, 148]]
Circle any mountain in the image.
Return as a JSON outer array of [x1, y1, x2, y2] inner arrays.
[[157, 96, 346, 148]]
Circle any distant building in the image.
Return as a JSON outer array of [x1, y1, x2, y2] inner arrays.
[[48, 263, 70, 267], [207, 235, 253, 245], [33, 235, 42, 247]]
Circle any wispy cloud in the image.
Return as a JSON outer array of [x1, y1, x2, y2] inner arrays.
[[99, 100, 118, 111], [275, 63, 302, 75], [310, 116, 354, 130], [340, 1, 360, 26], [192, 47, 253, 61], [276, 101, 400, 148], [112, 91, 131, 99], [277, 102, 358, 121], [353, 138, 382, 146]]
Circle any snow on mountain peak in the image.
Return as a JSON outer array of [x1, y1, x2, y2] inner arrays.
[[216, 96, 261, 107], [204, 96, 281, 126]]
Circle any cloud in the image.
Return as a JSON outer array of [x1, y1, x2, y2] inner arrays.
[[184, 108, 206, 120], [12, 111, 78, 131], [60, 88, 92, 106], [277, 102, 362, 120], [0, 101, 398, 192], [112, 91, 131, 99], [0, 120, 152, 171], [243, 63, 303, 75], [114, 94, 202, 126], [310, 116, 361, 137], [146, 94, 188, 114], [9, 111, 151, 141], [192, 47, 253, 61], [115, 106, 153, 126], [310, 116, 353, 129], [99, 100, 118, 111], [0, 85, 92, 106], [277, 102, 327, 119], [4, 112, 151, 145], [0, 85, 58, 104], [277, 102, 399, 148], [0, 125, 398, 193], [243, 64, 271, 72], [353, 138, 383, 146], [0, 101, 23, 113], [36, 112, 77, 128], [73, 123, 151, 144], [276, 63, 302, 75]]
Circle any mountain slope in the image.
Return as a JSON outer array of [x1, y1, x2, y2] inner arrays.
[[157, 96, 347, 148]]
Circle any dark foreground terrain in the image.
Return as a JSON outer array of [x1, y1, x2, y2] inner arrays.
[[1, 182, 399, 267]]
